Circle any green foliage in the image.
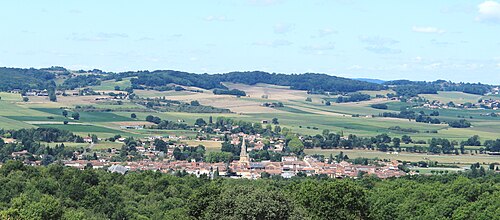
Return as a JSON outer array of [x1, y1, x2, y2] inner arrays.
[[448, 119, 472, 128], [0, 67, 56, 91], [371, 103, 388, 109], [71, 112, 80, 120], [213, 88, 246, 97], [336, 93, 371, 103], [290, 180, 369, 219], [0, 164, 498, 219], [195, 118, 207, 127], [129, 70, 384, 93], [60, 75, 101, 90], [288, 136, 304, 154], [204, 152, 233, 163]]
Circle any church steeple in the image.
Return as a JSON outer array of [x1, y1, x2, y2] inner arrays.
[[239, 136, 249, 165]]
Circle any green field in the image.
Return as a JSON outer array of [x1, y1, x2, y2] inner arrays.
[[91, 77, 133, 91], [1, 84, 500, 163], [421, 91, 482, 104]]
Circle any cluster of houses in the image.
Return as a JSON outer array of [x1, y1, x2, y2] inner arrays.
[[59, 135, 406, 179], [59, 154, 405, 179], [5, 130, 407, 179], [422, 99, 500, 110], [10, 89, 59, 97]]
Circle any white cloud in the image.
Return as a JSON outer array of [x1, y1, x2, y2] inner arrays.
[[497, 63, 500, 68], [414, 56, 423, 62], [412, 26, 446, 34], [273, 23, 294, 34], [253, 39, 292, 47], [477, 1, 500, 23]]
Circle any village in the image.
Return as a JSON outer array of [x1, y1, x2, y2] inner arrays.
[[11, 132, 406, 180]]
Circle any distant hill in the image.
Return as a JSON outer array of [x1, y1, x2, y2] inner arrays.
[[353, 78, 386, 84], [0, 67, 494, 97], [128, 71, 386, 94], [0, 67, 56, 91], [384, 79, 492, 96]]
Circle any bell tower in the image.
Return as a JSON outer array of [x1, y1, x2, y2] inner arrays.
[[239, 136, 250, 165]]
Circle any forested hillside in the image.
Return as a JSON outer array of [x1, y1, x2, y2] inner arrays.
[[385, 80, 493, 97], [0, 68, 56, 91], [0, 162, 498, 220], [130, 71, 385, 93], [0, 67, 495, 97]]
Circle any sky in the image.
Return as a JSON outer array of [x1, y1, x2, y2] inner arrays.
[[0, 0, 500, 83]]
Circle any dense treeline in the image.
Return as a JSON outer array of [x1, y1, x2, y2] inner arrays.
[[379, 110, 441, 124], [371, 103, 388, 109], [60, 75, 101, 90], [0, 162, 498, 219], [335, 93, 371, 103], [0, 68, 56, 91], [6, 128, 81, 143], [129, 70, 385, 93], [135, 98, 231, 113], [0, 128, 83, 163], [385, 80, 493, 97], [212, 88, 246, 96]]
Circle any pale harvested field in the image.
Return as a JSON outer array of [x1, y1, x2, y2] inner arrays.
[[0, 92, 22, 101], [181, 140, 223, 151], [305, 149, 500, 165], [225, 82, 327, 103]]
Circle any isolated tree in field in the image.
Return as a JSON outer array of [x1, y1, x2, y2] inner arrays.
[[49, 90, 57, 102], [190, 100, 200, 106], [62, 110, 68, 117], [23, 97, 29, 102], [209, 116, 213, 124], [72, 112, 80, 120], [272, 118, 279, 125], [114, 86, 120, 91], [131, 113, 137, 119], [305, 97, 312, 102], [325, 101, 331, 106], [195, 118, 207, 127], [0, 96, 2, 100], [63, 121, 68, 125]]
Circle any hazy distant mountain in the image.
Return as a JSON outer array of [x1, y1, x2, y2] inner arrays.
[[354, 78, 386, 84]]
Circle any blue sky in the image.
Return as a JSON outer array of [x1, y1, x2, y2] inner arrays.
[[1, 0, 500, 83]]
